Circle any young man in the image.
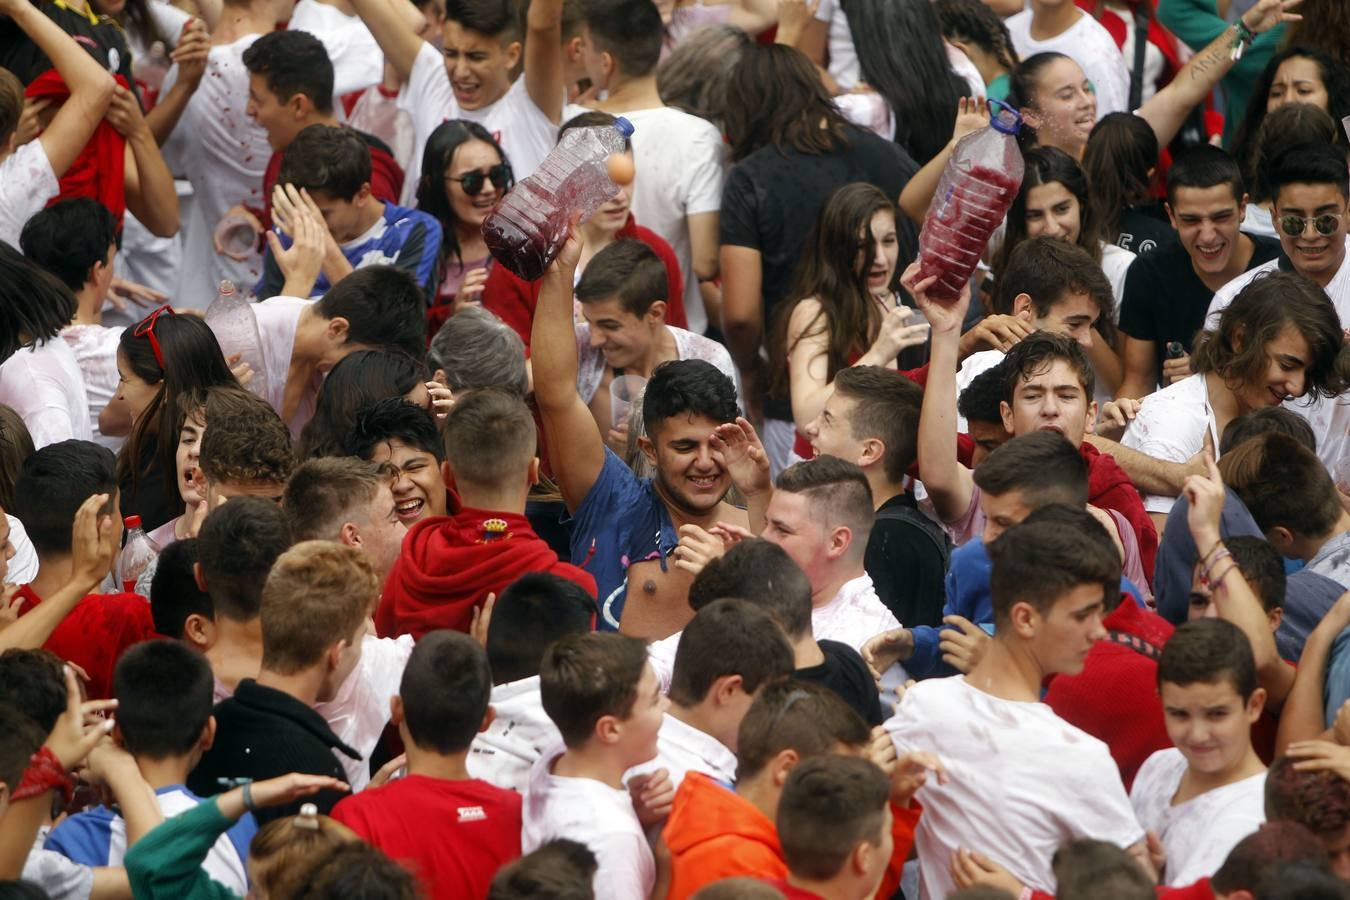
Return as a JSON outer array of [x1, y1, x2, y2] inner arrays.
[[188, 541, 375, 821], [196, 386, 295, 505], [283, 457, 408, 586], [576, 240, 739, 438], [523, 631, 668, 900], [330, 631, 522, 899], [351, 0, 563, 203], [887, 509, 1145, 899], [1118, 146, 1282, 400], [956, 361, 1013, 466], [379, 388, 597, 639], [774, 756, 894, 900], [628, 598, 793, 790], [803, 365, 948, 628], [348, 397, 449, 526], [149, 539, 214, 653], [573, 0, 724, 334], [1130, 619, 1268, 886], [469, 572, 596, 792], [44, 641, 256, 894], [1004, 0, 1129, 116], [258, 124, 441, 300]]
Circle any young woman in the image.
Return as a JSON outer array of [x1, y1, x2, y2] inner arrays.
[[1082, 112, 1176, 255], [934, 0, 1017, 101], [768, 183, 930, 457], [1241, 102, 1339, 239], [415, 120, 512, 333]]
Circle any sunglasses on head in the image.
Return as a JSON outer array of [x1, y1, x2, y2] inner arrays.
[[446, 163, 513, 197], [132, 304, 175, 369], [1278, 212, 1345, 238]]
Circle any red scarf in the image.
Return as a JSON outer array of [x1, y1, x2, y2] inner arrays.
[[24, 69, 128, 226]]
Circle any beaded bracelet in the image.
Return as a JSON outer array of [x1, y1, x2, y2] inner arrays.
[[1201, 548, 1233, 585], [13, 746, 74, 805], [1231, 20, 1256, 60]]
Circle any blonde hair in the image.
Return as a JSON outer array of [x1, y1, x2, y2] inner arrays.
[[260, 541, 377, 675], [249, 811, 359, 899]]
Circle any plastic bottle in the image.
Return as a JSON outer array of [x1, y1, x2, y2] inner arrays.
[[205, 280, 269, 399], [482, 117, 636, 281], [916, 100, 1025, 302], [118, 516, 159, 594]]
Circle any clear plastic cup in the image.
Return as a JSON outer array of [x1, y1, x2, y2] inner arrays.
[[215, 213, 259, 261], [610, 374, 647, 429]]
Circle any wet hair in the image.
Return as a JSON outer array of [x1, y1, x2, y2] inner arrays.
[[576, 240, 669, 317], [1052, 840, 1154, 900], [112, 640, 214, 760], [735, 679, 870, 781], [150, 538, 213, 639], [314, 266, 429, 361], [0, 649, 66, 733], [20, 198, 118, 293], [278, 125, 372, 202], [426, 306, 530, 398], [777, 755, 890, 881], [642, 359, 739, 437], [992, 146, 1107, 287], [1158, 618, 1258, 700], [656, 24, 752, 128], [999, 330, 1095, 408], [1213, 822, 1330, 896], [832, 365, 925, 482], [1083, 113, 1160, 240], [1166, 144, 1247, 208], [0, 242, 78, 361], [196, 495, 293, 622], [0, 405, 33, 511], [668, 598, 794, 707], [486, 573, 596, 685], [415, 119, 511, 270], [1248, 104, 1339, 203], [987, 503, 1120, 625], [1220, 432, 1342, 540], [1231, 46, 1350, 180], [580, 0, 663, 78], [242, 30, 335, 115], [296, 350, 428, 459], [958, 359, 1009, 426], [723, 43, 850, 163], [346, 397, 445, 464], [1220, 406, 1317, 456], [688, 538, 814, 639], [488, 840, 598, 900], [540, 632, 649, 748], [993, 236, 1112, 324], [933, 0, 1017, 73], [399, 630, 492, 753], [972, 430, 1088, 508], [445, 0, 519, 42], [12, 440, 116, 556]]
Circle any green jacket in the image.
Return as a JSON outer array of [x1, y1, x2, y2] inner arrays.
[[124, 798, 241, 900]]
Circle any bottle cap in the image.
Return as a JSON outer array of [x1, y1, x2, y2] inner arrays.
[[614, 116, 635, 138], [124, 515, 142, 530], [987, 99, 1022, 136], [218, 280, 236, 296]]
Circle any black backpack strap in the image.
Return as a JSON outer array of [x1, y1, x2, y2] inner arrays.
[[1129, 5, 1150, 112], [1105, 628, 1162, 661], [875, 502, 951, 569]]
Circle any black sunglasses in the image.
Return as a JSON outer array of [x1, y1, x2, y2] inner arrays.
[[1278, 212, 1344, 238], [446, 163, 514, 197]]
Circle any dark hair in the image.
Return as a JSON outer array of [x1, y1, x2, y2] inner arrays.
[[992, 146, 1107, 286], [777, 755, 890, 880], [111, 0, 168, 51], [426, 306, 530, 398], [486, 573, 596, 685], [346, 398, 445, 464], [958, 359, 1010, 426], [1158, 618, 1258, 699], [1166, 144, 1247, 208], [972, 430, 1088, 509], [0, 703, 46, 792], [642, 359, 739, 437], [540, 632, 649, 748], [291, 841, 419, 900], [1232, 46, 1350, 182], [934, 0, 1017, 73], [1248, 105, 1339, 203], [688, 539, 813, 638], [315, 267, 429, 361], [999, 329, 1096, 403], [241, 30, 334, 115], [736, 679, 870, 781], [580, 0, 663, 78], [399, 630, 492, 753], [1052, 840, 1154, 900], [669, 598, 793, 706], [196, 496, 293, 621], [557, 110, 634, 150], [723, 44, 850, 162], [769, 183, 898, 400], [199, 387, 294, 487], [1193, 271, 1349, 401], [1265, 140, 1350, 203], [845, 0, 964, 164], [415, 120, 511, 271], [150, 538, 213, 639], [0, 241, 77, 360], [775, 455, 875, 550], [1220, 433, 1342, 540], [445, 0, 519, 40], [656, 24, 751, 127], [443, 387, 538, 488], [1007, 51, 1073, 149], [994, 236, 1112, 323], [19, 198, 117, 293], [1255, 861, 1350, 900], [112, 640, 214, 759], [575, 240, 669, 317], [282, 457, 385, 542], [0, 649, 66, 733], [0, 405, 34, 511], [297, 350, 427, 459], [488, 840, 598, 900], [1214, 822, 1330, 895], [1083, 113, 1159, 239], [1266, 755, 1350, 838], [278, 125, 372, 202], [1224, 536, 1287, 614], [1221, 406, 1318, 456], [0, 877, 52, 900], [987, 504, 1120, 625], [831, 366, 924, 483], [12, 440, 116, 555]]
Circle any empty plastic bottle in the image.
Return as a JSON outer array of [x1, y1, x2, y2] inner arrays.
[[118, 516, 159, 594], [205, 280, 269, 399], [482, 117, 635, 281], [917, 100, 1025, 302]]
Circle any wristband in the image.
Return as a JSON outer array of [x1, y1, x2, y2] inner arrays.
[[1230, 20, 1256, 60], [1201, 548, 1233, 585], [241, 781, 255, 812], [13, 746, 74, 805]]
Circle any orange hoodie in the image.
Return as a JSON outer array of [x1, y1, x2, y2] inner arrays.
[[663, 772, 920, 900]]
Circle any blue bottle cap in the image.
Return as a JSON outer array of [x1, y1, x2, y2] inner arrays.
[[987, 99, 1022, 136], [614, 116, 635, 138]]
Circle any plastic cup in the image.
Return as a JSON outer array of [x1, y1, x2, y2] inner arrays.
[[215, 213, 259, 261], [610, 374, 647, 429]]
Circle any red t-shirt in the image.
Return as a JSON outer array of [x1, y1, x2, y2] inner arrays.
[[15, 585, 158, 700], [330, 774, 521, 899]]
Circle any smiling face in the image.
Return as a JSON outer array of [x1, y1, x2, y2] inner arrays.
[[1169, 184, 1247, 278], [175, 410, 207, 507], [358, 481, 409, 584], [620, 662, 670, 767], [580, 296, 662, 371], [1267, 56, 1330, 113], [999, 358, 1095, 446], [1274, 182, 1349, 284], [1234, 321, 1312, 411], [444, 139, 506, 229], [1027, 56, 1097, 151], [368, 438, 447, 525], [1161, 677, 1262, 776], [1025, 581, 1108, 676], [1023, 181, 1082, 244], [441, 21, 517, 110], [805, 391, 865, 464], [857, 208, 900, 298], [642, 412, 731, 516]]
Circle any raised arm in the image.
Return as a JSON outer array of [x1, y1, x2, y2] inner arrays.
[[350, 0, 425, 82], [522, 0, 563, 124], [531, 224, 607, 513], [145, 19, 209, 146], [1276, 592, 1350, 754], [898, 97, 988, 224], [114, 87, 180, 236]]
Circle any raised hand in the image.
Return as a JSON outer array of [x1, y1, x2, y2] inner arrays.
[[69, 493, 118, 591], [952, 96, 990, 142], [900, 262, 970, 335], [960, 313, 1033, 355], [1242, 0, 1302, 35], [170, 19, 210, 89], [869, 304, 931, 361], [46, 666, 118, 770], [710, 417, 771, 497], [1182, 452, 1226, 551]]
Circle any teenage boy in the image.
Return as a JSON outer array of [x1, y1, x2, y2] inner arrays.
[[188, 541, 374, 821], [576, 240, 739, 438], [331, 631, 523, 899], [956, 361, 1013, 465], [347, 397, 449, 526], [1130, 619, 1268, 886], [1004, 0, 1129, 116], [524, 631, 668, 900], [469, 573, 596, 792], [149, 539, 214, 652], [1118, 146, 1281, 400], [44, 641, 256, 894], [379, 388, 597, 639], [887, 509, 1145, 899], [803, 365, 948, 627], [258, 124, 440, 300], [573, 0, 724, 334], [283, 457, 408, 586], [350, 0, 564, 201]]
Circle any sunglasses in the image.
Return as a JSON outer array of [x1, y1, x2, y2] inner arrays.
[[133, 304, 175, 369], [446, 163, 513, 197], [1278, 212, 1345, 238]]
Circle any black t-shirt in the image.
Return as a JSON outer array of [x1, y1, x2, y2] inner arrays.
[[1113, 203, 1177, 256], [794, 639, 884, 726], [1117, 233, 1282, 386], [865, 492, 948, 629], [0, 0, 137, 94]]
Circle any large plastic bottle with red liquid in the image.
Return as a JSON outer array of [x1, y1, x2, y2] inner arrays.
[[482, 117, 635, 281], [917, 100, 1025, 302]]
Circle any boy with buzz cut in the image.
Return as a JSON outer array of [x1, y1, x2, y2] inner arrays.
[[524, 631, 669, 900], [1130, 618, 1268, 886], [331, 630, 523, 899], [44, 640, 257, 895]]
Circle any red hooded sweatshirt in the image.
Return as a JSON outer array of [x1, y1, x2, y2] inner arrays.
[[25, 70, 128, 227], [1082, 442, 1158, 586], [376, 507, 597, 640]]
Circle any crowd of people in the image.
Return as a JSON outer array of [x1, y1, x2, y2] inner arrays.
[[2, 0, 1350, 896]]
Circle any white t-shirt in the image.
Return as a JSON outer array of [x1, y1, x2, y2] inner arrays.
[[314, 633, 414, 791], [625, 711, 736, 792], [468, 675, 563, 793], [1102, 241, 1135, 317], [523, 746, 655, 900], [575, 324, 741, 407], [1120, 373, 1219, 516], [5, 515, 38, 585], [888, 676, 1144, 899], [1130, 748, 1266, 886], [287, 0, 383, 99], [59, 324, 124, 451], [0, 140, 59, 248], [1005, 9, 1131, 118], [0, 338, 93, 448], [253, 295, 320, 437], [398, 42, 557, 207]]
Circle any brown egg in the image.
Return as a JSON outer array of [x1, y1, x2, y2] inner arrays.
[[606, 153, 635, 185]]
